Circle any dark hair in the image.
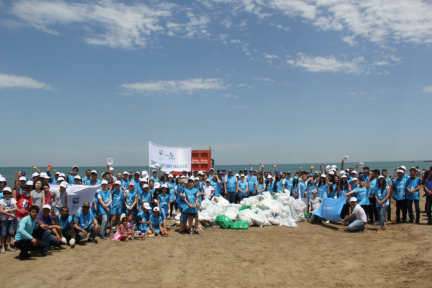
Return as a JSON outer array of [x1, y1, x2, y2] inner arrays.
[[339, 177, 348, 190], [317, 177, 326, 187], [373, 169, 380, 175], [42, 183, 50, 191], [275, 174, 281, 182], [409, 168, 416, 172], [29, 205, 39, 213], [61, 206, 69, 212], [258, 177, 264, 185], [86, 169, 91, 173], [149, 179, 154, 184], [293, 178, 299, 187], [378, 178, 387, 190], [121, 217, 127, 223], [363, 166, 369, 170], [382, 169, 387, 173], [32, 179, 43, 190]]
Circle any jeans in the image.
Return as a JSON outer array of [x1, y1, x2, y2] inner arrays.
[[248, 192, 255, 197], [227, 192, 236, 204], [396, 199, 407, 222], [32, 229, 60, 252], [406, 199, 420, 223], [76, 223, 96, 242], [100, 214, 110, 237], [1, 219, 14, 237], [347, 217, 366, 231], [426, 195, 432, 224], [238, 194, 247, 202], [369, 198, 378, 222], [378, 205, 388, 228]]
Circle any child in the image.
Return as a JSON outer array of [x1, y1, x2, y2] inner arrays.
[[0, 187, 18, 253], [167, 175, 177, 217], [97, 180, 112, 239], [112, 217, 131, 242], [126, 213, 136, 240], [124, 182, 137, 216], [237, 175, 248, 202], [136, 203, 152, 238], [110, 181, 124, 236], [194, 178, 203, 210], [149, 207, 163, 236], [203, 179, 215, 200], [183, 179, 200, 235], [158, 184, 170, 235]]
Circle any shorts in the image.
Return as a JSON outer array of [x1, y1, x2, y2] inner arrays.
[[184, 212, 198, 219], [180, 213, 189, 224], [1, 219, 14, 237]]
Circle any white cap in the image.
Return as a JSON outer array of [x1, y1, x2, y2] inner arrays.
[[60, 182, 68, 188], [267, 175, 272, 179], [57, 177, 64, 181], [154, 182, 160, 189], [240, 174, 245, 177], [109, 167, 114, 171], [19, 176, 26, 181], [350, 197, 357, 202], [55, 171, 60, 175], [181, 176, 186, 179], [152, 170, 157, 173], [142, 184, 149, 188], [0, 177, 6, 182], [101, 180, 108, 185], [321, 174, 326, 178], [351, 171, 358, 174], [161, 184, 168, 188], [198, 171, 203, 175], [351, 177, 358, 181], [59, 173, 65, 177], [341, 175, 347, 179], [143, 203, 151, 209], [72, 165, 79, 169], [168, 174, 173, 178], [332, 165, 337, 170], [400, 166, 406, 170], [3, 187, 11, 193], [42, 204, 51, 210], [378, 175, 384, 179], [32, 172, 39, 178], [26, 180, 33, 186], [235, 174, 240, 177], [153, 207, 160, 212], [397, 170, 404, 174], [205, 179, 210, 182], [141, 171, 148, 176], [123, 171, 129, 175], [340, 171, 346, 175], [39, 172, 49, 179], [114, 180, 121, 185], [74, 175, 81, 180], [329, 171, 334, 175], [91, 170, 97, 174], [175, 176, 179, 179]]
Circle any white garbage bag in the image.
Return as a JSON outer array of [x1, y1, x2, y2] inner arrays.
[[237, 210, 254, 226], [225, 207, 239, 221]]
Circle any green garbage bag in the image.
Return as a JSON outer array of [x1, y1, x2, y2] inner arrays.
[[230, 221, 249, 230], [239, 205, 252, 211], [214, 214, 233, 229], [304, 211, 310, 219]]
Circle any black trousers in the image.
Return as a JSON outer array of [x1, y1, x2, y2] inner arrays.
[[396, 200, 407, 223], [14, 239, 46, 255], [426, 196, 432, 224], [406, 199, 420, 223], [361, 205, 369, 218], [387, 200, 392, 221], [369, 198, 378, 222]]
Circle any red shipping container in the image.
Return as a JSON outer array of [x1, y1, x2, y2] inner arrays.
[[170, 148, 212, 176]]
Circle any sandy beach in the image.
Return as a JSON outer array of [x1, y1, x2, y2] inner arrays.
[[3, 194, 431, 287]]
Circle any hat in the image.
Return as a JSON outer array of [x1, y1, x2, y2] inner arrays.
[[161, 183, 168, 188], [134, 171, 140, 175], [60, 182, 68, 188], [114, 180, 121, 185], [31, 172, 39, 178], [3, 187, 11, 193], [109, 167, 114, 171], [19, 176, 26, 181], [210, 168, 214, 171], [193, 178, 199, 181], [175, 176, 179, 179], [235, 174, 240, 177], [350, 197, 357, 202], [168, 174, 173, 178], [42, 204, 51, 210], [154, 182, 161, 188], [294, 176, 299, 180], [193, 170, 198, 172], [309, 174, 314, 177], [142, 184, 149, 188], [82, 202, 91, 207], [72, 165, 79, 169], [378, 176, 385, 179], [59, 173, 65, 177], [267, 175, 272, 179], [351, 177, 358, 181], [397, 170, 404, 174], [228, 169, 233, 172], [320, 174, 326, 178], [240, 174, 245, 177], [329, 171, 334, 175], [91, 170, 97, 174], [249, 169, 254, 172], [55, 171, 60, 175], [400, 166, 406, 170], [181, 176, 186, 179], [341, 175, 347, 179], [101, 180, 108, 185], [340, 171, 346, 175], [26, 180, 33, 186], [198, 171, 203, 175], [0, 176, 7, 182], [143, 203, 151, 210], [275, 170, 280, 174], [182, 170, 187, 173], [57, 177, 64, 181], [351, 171, 358, 174], [218, 171, 222, 174], [332, 165, 337, 170], [152, 170, 157, 173], [287, 171, 291, 174], [74, 175, 81, 180], [123, 171, 129, 175], [205, 179, 210, 182], [222, 168, 226, 171], [153, 207, 160, 212], [128, 182, 135, 186]]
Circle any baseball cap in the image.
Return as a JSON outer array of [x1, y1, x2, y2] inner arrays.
[[142, 184, 149, 188], [218, 171, 222, 174], [154, 183, 160, 188], [57, 177, 64, 181], [205, 179, 210, 182], [222, 168, 226, 171], [143, 203, 151, 210], [235, 174, 239, 177], [320, 174, 326, 178], [228, 169, 233, 172], [42, 204, 51, 210], [351, 171, 358, 174], [114, 180, 121, 185], [72, 165, 79, 169], [74, 175, 81, 180], [109, 167, 114, 171], [287, 171, 291, 174], [378, 176, 384, 179], [31, 172, 39, 178], [294, 176, 299, 180], [134, 171, 140, 175], [128, 182, 135, 187], [329, 171, 334, 175], [249, 169, 254, 172], [91, 170, 97, 174], [123, 171, 129, 175], [26, 180, 33, 186], [0, 177, 6, 182], [397, 170, 404, 174], [60, 182, 68, 188], [3, 187, 11, 193], [350, 197, 357, 202], [101, 180, 108, 185], [267, 175, 272, 179], [168, 174, 173, 178], [341, 175, 347, 179], [19, 176, 26, 181], [153, 207, 160, 212], [82, 202, 91, 207], [59, 173, 65, 177], [309, 174, 314, 177], [351, 177, 358, 181], [55, 171, 60, 175], [210, 168, 214, 171], [400, 166, 406, 170], [161, 183, 168, 188]]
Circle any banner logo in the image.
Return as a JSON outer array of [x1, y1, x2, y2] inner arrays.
[[159, 150, 163, 155], [72, 197, 80, 204]]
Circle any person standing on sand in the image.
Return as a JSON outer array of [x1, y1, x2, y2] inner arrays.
[[224, 169, 237, 204], [392, 170, 408, 224], [374, 176, 390, 233], [406, 168, 422, 224], [341, 197, 367, 232], [308, 190, 322, 223], [424, 172, 432, 225]]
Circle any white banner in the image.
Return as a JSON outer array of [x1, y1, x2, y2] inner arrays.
[[149, 141, 192, 172], [50, 184, 100, 216]]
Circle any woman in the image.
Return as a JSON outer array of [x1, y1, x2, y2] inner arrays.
[[274, 174, 283, 193], [374, 176, 390, 233], [30, 179, 45, 210], [328, 175, 340, 199], [316, 174, 328, 199], [266, 175, 274, 192], [339, 175, 351, 218], [355, 178, 369, 217], [291, 177, 300, 199], [256, 177, 265, 195]]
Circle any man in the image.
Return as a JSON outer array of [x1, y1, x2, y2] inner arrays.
[[86, 170, 101, 186], [67, 165, 80, 184], [54, 206, 76, 247], [121, 171, 130, 189], [399, 166, 409, 180], [367, 169, 379, 225], [83, 169, 91, 184], [284, 171, 293, 191], [73, 202, 99, 244], [224, 169, 237, 203], [424, 172, 432, 225], [406, 168, 421, 224], [246, 169, 257, 197], [342, 197, 367, 232], [220, 169, 227, 198], [308, 190, 322, 223], [33, 204, 63, 255], [392, 170, 408, 224], [208, 168, 215, 179], [14, 205, 47, 260]]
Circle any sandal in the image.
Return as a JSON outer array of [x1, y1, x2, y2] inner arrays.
[[189, 231, 194, 236], [194, 231, 202, 235]]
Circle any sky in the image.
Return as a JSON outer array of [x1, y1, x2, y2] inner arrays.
[[1, 0, 432, 167]]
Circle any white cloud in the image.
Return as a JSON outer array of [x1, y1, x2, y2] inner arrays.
[[233, 105, 248, 109], [122, 78, 228, 93], [224, 94, 239, 99], [422, 86, 432, 93], [342, 35, 357, 46], [276, 24, 290, 31], [287, 53, 364, 74], [263, 53, 278, 59], [221, 18, 232, 28], [253, 77, 274, 82], [0, 73, 52, 90], [231, 39, 241, 43]]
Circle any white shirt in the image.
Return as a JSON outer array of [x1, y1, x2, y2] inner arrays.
[[352, 204, 367, 223], [203, 186, 214, 199], [0, 198, 17, 220]]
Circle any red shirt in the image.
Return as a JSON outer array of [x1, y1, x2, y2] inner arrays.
[[16, 193, 33, 218]]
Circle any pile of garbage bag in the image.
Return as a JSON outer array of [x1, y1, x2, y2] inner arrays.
[[175, 191, 307, 228]]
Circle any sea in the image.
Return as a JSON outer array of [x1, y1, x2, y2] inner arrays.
[[0, 160, 429, 183]]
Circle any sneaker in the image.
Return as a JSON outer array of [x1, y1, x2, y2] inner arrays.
[[19, 252, 30, 260], [325, 220, 330, 224], [382, 227, 386, 231], [40, 251, 52, 256], [7, 247, 16, 252], [373, 221, 379, 226], [377, 228, 382, 234], [100, 236, 107, 240], [147, 234, 155, 238], [0, 248, 5, 254]]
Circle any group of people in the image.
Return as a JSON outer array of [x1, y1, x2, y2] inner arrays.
[[0, 161, 431, 260]]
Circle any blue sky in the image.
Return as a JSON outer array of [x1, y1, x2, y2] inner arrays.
[[1, 0, 432, 166]]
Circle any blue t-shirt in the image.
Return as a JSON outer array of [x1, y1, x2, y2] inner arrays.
[[300, 182, 307, 198], [256, 183, 265, 195], [246, 176, 257, 193], [406, 177, 421, 200], [73, 210, 95, 229], [374, 185, 389, 207], [121, 179, 130, 190], [307, 184, 315, 199], [338, 184, 350, 199], [392, 178, 407, 200], [125, 191, 137, 213], [368, 178, 377, 197], [210, 180, 220, 197], [238, 181, 248, 196], [317, 183, 328, 199], [355, 186, 370, 206], [57, 215, 73, 232], [226, 176, 237, 192], [291, 184, 300, 199], [285, 178, 293, 191], [86, 179, 101, 186], [182, 188, 198, 213], [149, 214, 162, 232], [111, 189, 124, 213], [266, 181, 274, 192], [97, 190, 111, 215], [329, 184, 338, 198], [137, 211, 150, 231], [138, 191, 152, 210], [150, 176, 159, 183], [275, 181, 283, 193], [158, 194, 170, 213]]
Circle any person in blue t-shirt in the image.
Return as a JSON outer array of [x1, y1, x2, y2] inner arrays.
[[121, 172, 130, 190], [246, 169, 257, 197], [316, 174, 328, 199], [374, 176, 390, 233], [86, 170, 101, 186], [406, 168, 422, 224], [150, 169, 160, 183], [136, 203, 152, 236], [391, 170, 408, 223], [124, 182, 138, 215], [158, 184, 170, 233], [149, 207, 163, 236], [256, 177, 266, 195], [291, 177, 300, 199], [382, 169, 393, 222], [355, 178, 369, 216], [109, 181, 125, 236], [97, 180, 112, 239], [237, 175, 248, 202], [54, 207, 75, 247], [73, 202, 99, 244], [366, 169, 379, 224], [182, 180, 200, 235], [224, 169, 237, 204]]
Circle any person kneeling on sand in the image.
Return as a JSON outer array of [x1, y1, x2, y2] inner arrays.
[[73, 202, 99, 244], [341, 197, 367, 232]]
